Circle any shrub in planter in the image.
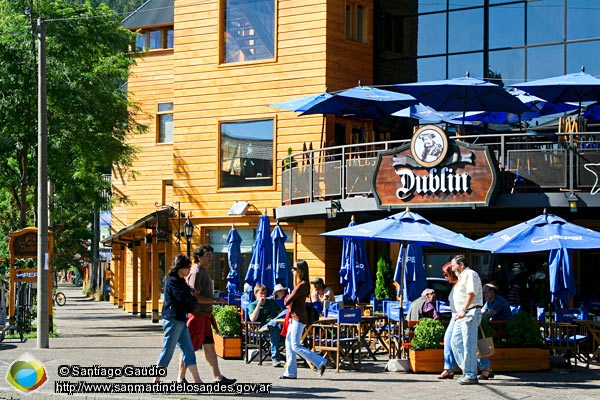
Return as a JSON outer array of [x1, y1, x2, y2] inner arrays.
[[375, 254, 396, 300], [411, 318, 445, 350], [212, 305, 242, 337], [504, 312, 544, 348]]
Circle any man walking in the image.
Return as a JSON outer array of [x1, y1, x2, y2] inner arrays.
[[179, 244, 236, 385], [450, 254, 483, 385]]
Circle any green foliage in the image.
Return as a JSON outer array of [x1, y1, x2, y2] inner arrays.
[[375, 254, 395, 300], [504, 312, 544, 348], [212, 305, 242, 337], [410, 318, 445, 349], [0, 0, 144, 264]]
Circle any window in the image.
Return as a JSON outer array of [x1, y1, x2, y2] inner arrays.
[[157, 103, 173, 143], [346, 2, 368, 43], [223, 0, 275, 63], [135, 26, 174, 51], [220, 119, 274, 188]]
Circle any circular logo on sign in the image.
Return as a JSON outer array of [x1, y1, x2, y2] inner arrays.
[[411, 125, 448, 167]]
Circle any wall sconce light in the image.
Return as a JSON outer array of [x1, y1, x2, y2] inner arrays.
[[567, 193, 578, 213], [183, 216, 194, 258], [326, 200, 343, 219]]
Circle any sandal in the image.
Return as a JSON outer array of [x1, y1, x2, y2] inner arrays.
[[437, 369, 455, 379], [478, 368, 494, 380]]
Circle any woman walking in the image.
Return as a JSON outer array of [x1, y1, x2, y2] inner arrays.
[[154, 255, 203, 384], [280, 260, 328, 379]]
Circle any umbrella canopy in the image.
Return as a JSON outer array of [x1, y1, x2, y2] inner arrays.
[[394, 74, 531, 119], [548, 248, 576, 307], [272, 223, 292, 290], [475, 212, 600, 253], [268, 92, 333, 112], [460, 89, 578, 125], [226, 227, 243, 293], [583, 102, 600, 122], [392, 103, 462, 124], [510, 68, 600, 114], [300, 85, 417, 120], [393, 244, 426, 301], [245, 214, 274, 293], [339, 218, 374, 303]]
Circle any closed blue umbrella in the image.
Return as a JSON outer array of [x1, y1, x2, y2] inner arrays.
[[393, 244, 426, 301], [548, 248, 576, 307], [245, 214, 274, 293], [272, 223, 292, 289], [340, 217, 373, 303], [226, 227, 243, 293]]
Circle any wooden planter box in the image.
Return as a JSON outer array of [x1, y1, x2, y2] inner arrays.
[[213, 334, 243, 360], [409, 348, 444, 373], [409, 347, 550, 373], [490, 348, 550, 372]]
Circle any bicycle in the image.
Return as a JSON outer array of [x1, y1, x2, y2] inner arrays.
[[54, 290, 66, 306]]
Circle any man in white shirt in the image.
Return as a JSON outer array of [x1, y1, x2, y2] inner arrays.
[[450, 254, 483, 385]]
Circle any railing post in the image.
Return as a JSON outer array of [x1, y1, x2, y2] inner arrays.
[[341, 146, 347, 199], [309, 150, 314, 202]]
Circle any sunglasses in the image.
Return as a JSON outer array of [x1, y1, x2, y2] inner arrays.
[[291, 267, 298, 271]]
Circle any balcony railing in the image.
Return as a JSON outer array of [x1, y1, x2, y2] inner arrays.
[[281, 131, 600, 205]]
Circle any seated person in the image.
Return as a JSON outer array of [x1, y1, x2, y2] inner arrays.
[[482, 283, 513, 321], [272, 283, 287, 308], [407, 288, 439, 321], [248, 284, 284, 367], [310, 277, 334, 307]]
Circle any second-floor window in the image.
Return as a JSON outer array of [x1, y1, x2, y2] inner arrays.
[[223, 0, 275, 63], [220, 119, 274, 188], [136, 26, 174, 51], [157, 102, 173, 143], [346, 2, 367, 44]]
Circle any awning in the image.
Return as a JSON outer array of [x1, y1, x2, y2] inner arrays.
[[101, 206, 174, 245]]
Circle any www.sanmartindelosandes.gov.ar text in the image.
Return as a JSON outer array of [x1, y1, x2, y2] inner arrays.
[[55, 381, 272, 395]]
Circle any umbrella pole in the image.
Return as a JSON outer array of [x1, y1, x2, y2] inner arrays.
[[399, 243, 406, 357]]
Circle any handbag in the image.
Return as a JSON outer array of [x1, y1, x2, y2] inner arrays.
[[476, 324, 495, 359]]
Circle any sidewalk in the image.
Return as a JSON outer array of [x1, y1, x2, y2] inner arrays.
[[0, 283, 598, 399]]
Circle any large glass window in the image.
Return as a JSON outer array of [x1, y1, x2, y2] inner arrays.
[[489, 48, 525, 85], [527, 0, 563, 45], [223, 0, 275, 63], [157, 103, 173, 143], [567, 0, 600, 41], [417, 13, 446, 56], [448, 52, 483, 79], [527, 45, 564, 79], [220, 119, 274, 188], [567, 41, 600, 75], [346, 2, 368, 43], [489, 3, 524, 50], [417, 56, 447, 81], [448, 8, 484, 53], [449, 0, 483, 10]]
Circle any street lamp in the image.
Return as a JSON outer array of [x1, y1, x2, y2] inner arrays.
[[183, 216, 194, 258]]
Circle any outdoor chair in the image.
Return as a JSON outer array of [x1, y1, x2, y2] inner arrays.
[[543, 308, 590, 369], [243, 320, 271, 365], [311, 322, 361, 372]]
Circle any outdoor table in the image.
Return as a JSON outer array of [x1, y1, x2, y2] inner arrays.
[[357, 314, 389, 361]]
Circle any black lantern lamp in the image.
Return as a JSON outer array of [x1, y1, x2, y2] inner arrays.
[[326, 200, 343, 219], [568, 193, 578, 213], [183, 216, 194, 258]]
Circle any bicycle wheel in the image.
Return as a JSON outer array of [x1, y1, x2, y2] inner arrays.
[[55, 292, 66, 306]]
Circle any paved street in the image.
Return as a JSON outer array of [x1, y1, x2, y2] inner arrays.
[[1, 283, 599, 399]]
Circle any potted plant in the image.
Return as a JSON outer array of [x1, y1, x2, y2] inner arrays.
[[408, 318, 445, 373], [373, 254, 395, 312], [212, 305, 243, 359], [490, 312, 549, 372]]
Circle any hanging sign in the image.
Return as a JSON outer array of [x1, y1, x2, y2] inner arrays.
[[373, 125, 498, 208]]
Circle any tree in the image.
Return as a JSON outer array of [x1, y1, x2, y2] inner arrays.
[[375, 254, 396, 300], [0, 0, 144, 282]]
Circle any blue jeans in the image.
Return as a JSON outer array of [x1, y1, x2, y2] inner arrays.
[[269, 325, 282, 361], [443, 316, 456, 371], [450, 309, 482, 380], [283, 319, 327, 378], [157, 318, 197, 368]]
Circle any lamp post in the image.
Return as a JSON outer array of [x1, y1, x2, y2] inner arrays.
[[183, 216, 194, 258]]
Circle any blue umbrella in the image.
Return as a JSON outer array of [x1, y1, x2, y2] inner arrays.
[[272, 223, 292, 289], [475, 212, 600, 253], [394, 73, 530, 123], [268, 92, 333, 112], [510, 67, 600, 116], [245, 214, 274, 293], [391, 103, 462, 124], [339, 217, 373, 303], [393, 244, 426, 301], [548, 248, 576, 308], [300, 85, 417, 120], [583, 102, 600, 122], [226, 226, 243, 293]]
